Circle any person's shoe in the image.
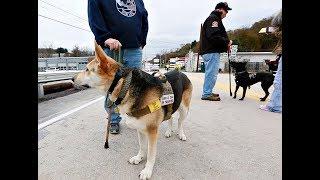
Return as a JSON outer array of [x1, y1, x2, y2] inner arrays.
[[201, 94, 221, 101], [259, 105, 271, 112], [110, 123, 120, 134], [212, 93, 219, 97]]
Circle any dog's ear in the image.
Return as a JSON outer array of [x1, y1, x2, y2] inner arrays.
[[94, 41, 118, 72]]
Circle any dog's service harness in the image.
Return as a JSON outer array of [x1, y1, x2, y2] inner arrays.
[[106, 68, 174, 121]]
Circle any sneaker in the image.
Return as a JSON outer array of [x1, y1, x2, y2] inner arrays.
[[110, 123, 120, 134], [259, 105, 270, 112], [201, 94, 221, 101], [212, 93, 220, 97]]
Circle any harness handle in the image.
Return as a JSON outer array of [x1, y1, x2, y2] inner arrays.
[[112, 46, 123, 64]]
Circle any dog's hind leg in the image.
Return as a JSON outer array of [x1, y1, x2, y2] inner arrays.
[[233, 85, 239, 99], [129, 130, 147, 165], [177, 105, 187, 141], [239, 86, 247, 100], [177, 84, 192, 141], [165, 117, 173, 138], [139, 126, 159, 180]]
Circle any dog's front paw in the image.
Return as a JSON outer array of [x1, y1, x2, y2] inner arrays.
[[165, 130, 172, 138], [139, 167, 153, 180], [129, 155, 144, 165], [177, 131, 187, 141], [239, 98, 244, 100], [233, 96, 236, 99], [260, 98, 266, 101]]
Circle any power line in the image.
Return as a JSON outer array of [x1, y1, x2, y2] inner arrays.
[[39, 5, 88, 26], [39, 14, 91, 32], [39, 14, 182, 50], [147, 40, 182, 44], [39, 0, 87, 22]]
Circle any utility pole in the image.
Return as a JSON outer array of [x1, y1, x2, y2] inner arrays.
[[196, 24, 203, 72]]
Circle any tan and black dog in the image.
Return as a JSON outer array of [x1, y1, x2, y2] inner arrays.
[[73, 42, 192, 180]]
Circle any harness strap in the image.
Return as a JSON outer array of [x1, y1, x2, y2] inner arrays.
[[106, 70, 132, 108], [115, 70, 132, 105], [127, 100, 162, 118]]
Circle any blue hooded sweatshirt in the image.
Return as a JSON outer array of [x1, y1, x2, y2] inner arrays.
[[88, 0, 148, 49]]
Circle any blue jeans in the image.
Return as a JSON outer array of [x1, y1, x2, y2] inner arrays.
[[202, 53, 220, 98], [103, 48, 142, 123], [266, 56, 282, 113]]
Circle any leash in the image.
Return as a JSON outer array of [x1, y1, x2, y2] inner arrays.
[[104, 47, 123, 149], [112, 46, 123, 64], [104, 107, 112, 149], [228, 47, 232, 96]]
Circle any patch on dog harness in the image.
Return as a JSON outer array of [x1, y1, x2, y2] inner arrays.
[[161, 79, 174, 106], [161, 94, 174, 106], [114, 106, 120, 113], [127, 99, 162, 118], [148, 100, 162, 113]]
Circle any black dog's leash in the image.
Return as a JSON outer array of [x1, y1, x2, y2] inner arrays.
[[228, 48, 232, 96]]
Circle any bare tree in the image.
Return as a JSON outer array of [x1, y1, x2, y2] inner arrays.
[[38, 43, 55, 58], [71, 45, 94, 57]]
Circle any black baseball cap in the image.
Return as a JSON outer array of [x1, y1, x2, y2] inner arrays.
[[215, 2, 232, 11]]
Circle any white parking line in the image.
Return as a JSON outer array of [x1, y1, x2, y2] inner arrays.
[[38, 96, 105, 130]]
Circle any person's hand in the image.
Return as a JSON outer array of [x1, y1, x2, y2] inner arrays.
[[227, 40, 232, 53], [104, 38, 122, 50]]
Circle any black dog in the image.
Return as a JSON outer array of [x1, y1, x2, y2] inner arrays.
[[230, 61, 274, 101]]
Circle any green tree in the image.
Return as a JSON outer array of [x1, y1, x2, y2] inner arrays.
[[156, 14, 278, 60], [191, 40, 197, 49], [55, 47, 68, 57]]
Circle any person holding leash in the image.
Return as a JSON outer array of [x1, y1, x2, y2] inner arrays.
[[199, 2, 233, 101], [88, 0, 149, 134]]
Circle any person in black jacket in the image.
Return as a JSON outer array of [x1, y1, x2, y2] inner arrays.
[[199, 2, 232, 101], [88, 0, 148, 134]]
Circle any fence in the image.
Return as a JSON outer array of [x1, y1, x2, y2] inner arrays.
[[38, 57, 92, 72], [224, 61, 269, 73]]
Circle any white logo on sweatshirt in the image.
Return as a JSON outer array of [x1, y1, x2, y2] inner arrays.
[[116, 0, 136, 17]]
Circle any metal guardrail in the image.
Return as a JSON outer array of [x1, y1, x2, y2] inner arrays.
[[38, 70, 81, 83], [38, 70, 81, 98], [38, 57, 90, 72]]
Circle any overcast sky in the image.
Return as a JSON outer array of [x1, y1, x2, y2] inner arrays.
[[38, 0, 282, 60]]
